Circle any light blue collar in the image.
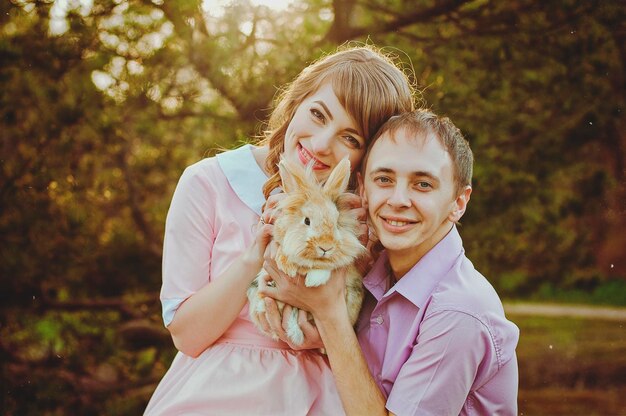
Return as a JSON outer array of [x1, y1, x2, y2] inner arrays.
[[216, 144, 268, 216]]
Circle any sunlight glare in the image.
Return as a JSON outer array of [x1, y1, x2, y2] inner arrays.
[[49, 0, 94, 35], [202, 0, 295, 17]]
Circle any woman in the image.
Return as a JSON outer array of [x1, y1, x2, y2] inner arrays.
[[144, 45, 415, 415]]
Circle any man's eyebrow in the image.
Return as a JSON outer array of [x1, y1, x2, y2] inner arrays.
[[411, 171, 440, 183], [412, 170, 436, 177], [369, 167, 394, 175], [314, 101, 333, 121]]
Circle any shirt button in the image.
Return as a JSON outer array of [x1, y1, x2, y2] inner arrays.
[[374, 315, 384, 325]]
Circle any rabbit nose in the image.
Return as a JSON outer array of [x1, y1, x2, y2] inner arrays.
[[319, 246, 333, 256]]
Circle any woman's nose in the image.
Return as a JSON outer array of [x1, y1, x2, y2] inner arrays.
[[310, 130, 334, 155]]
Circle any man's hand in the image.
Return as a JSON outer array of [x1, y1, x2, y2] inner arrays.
[[259, 250, 348, 324]]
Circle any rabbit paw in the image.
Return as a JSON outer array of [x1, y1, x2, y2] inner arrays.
[[286, 308, 304, 346], [305, 269, 331, 287], [247, 280, 271, 336], [248, 292, 265, 327]]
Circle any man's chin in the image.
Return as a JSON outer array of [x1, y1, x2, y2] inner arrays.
[[378, 236, 411, 253]]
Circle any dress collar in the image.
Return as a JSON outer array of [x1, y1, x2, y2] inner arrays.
[[216, 144, 268, 216], [363, 226, 464, 307]]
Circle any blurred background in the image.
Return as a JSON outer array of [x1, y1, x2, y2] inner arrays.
[[1, 0, 624, 414]]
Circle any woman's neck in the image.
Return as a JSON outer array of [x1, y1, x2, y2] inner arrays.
[[251, 144, 271, 177]]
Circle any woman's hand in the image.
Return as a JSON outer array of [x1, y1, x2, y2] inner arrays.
[[338, 192, 368, 246], [242, 192, 286, 268], [251, 247, 325, 350], [261, 192, 285, 225], [242, 219, 273, 269], [338, 191, 378, 275]]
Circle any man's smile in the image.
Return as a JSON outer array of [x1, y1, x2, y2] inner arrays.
[[379, 215, 418, 232]]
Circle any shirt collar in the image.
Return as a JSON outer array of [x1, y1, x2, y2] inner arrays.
[[216, 144, 268, 216], [362, 251, 390, 301], [363, 226, 464, 307]]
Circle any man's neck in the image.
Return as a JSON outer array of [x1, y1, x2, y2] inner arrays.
[[387, 222, 454, 280]]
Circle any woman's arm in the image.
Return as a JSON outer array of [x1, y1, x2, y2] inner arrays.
[[168, 228, 271, 357], [161, 164, 274, 357]]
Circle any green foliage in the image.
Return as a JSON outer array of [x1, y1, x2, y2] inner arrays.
[[530, 279, 626, 307], [1, 0, 624, 413]]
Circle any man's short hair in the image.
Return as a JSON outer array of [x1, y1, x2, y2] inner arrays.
[[362, 109, 473, 195]]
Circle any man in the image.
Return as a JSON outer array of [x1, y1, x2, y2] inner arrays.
[[261, 109, 520, 415]]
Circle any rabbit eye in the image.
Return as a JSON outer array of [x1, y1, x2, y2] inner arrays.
[[304, 217, 310, 226]]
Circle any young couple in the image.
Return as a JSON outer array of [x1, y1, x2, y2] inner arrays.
[[145, 45, 519, 415]]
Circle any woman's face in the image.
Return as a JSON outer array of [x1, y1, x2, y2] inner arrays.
[[283, 82, 366, 181]]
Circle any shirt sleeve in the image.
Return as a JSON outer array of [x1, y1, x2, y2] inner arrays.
[[386, 310, 497, 416], [160, 162, 217, 326]]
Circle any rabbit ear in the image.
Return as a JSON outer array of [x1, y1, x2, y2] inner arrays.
[[323, 158, 351, 199], [278, 157, 312, 193]]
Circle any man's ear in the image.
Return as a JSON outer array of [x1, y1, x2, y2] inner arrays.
[[449, 186, 472, 223], [357, 172, 367, 206]]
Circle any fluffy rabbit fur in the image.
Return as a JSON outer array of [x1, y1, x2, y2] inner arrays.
[[247, 157, 366, 346]]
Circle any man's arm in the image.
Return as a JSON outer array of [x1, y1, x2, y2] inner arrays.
[[261, 268, 498, 416], [314, 300, 395, 416], [319, 308, 493, 416], [259, 264, 394, 415]]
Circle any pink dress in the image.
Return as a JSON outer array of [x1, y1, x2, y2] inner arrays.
[[144, 145, 343, 415]]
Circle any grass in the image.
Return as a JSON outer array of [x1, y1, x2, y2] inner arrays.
[[528, 280, 626, 307], [511, 314, 626, 415]]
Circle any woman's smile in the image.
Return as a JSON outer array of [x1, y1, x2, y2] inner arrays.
[[297, 143, 330, 170]]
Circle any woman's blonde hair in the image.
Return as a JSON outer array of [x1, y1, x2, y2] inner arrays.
[[260, 45, 416, 198]]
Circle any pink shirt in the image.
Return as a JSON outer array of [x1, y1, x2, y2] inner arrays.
[[160, 144, 269, 326], [149, 145, 345, 414], [357, 226, 519, 415]]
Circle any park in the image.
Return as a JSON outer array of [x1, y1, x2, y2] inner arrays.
[[1, 0, 624, 414]]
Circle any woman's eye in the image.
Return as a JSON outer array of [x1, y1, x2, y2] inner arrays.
[[310, 109, 325, 121], [374, 176, 392, 184], [417, 182, 432, 189], [343, 136, 362, 149]]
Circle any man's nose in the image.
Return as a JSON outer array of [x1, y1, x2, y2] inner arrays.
[[387, 186, 411, 208]]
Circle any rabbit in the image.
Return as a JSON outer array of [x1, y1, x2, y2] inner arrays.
[[247, 157, 366, 346]]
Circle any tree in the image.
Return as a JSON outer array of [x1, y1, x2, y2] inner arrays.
[[1, 0, 623, 413]]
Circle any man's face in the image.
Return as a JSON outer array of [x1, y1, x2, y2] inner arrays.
[[360, 129, 470, 266]]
